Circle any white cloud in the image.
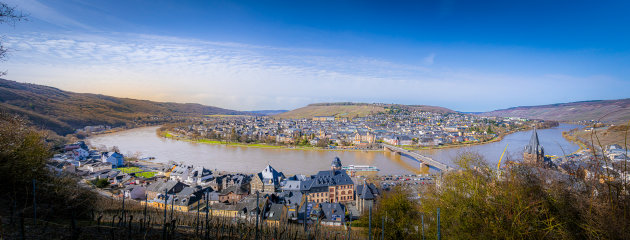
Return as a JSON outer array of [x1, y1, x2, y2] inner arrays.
[[1, 32, 625, 112]]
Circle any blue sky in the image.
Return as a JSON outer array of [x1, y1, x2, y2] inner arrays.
[[1, 0, 629, 111]]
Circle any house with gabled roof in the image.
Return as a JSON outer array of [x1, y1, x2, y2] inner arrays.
[[355, 181, 380, 215], [265, 203, 287, 225], [170, 186, 205, 212], [185, 166, 213, 185], [145, 180, 188, 200], [101, 152, 124, 167], [318, 202, 346, 226], [250, 165, 285, 194], [219, 185, 249, 204], [124, 185, 146, 200]]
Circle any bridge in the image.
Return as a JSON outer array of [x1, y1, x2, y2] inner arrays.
[[381, 143, 451, 172]]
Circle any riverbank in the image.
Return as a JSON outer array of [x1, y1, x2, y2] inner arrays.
[[401, 129, 513, 151], [562, 129, 589, 155], [88, 124, 579, 175], [157, 126, 538, 153], [159, 129, 384, 152], [77, 123, 164, 139], [562, 123, 630, 154]]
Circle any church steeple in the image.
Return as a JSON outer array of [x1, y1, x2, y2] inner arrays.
[[523, 127, 544, 164], [529, 128, 539, 147]]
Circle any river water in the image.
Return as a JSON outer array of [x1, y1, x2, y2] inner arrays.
[[87, 124, 582, 175], [419, 123, 583, 168]]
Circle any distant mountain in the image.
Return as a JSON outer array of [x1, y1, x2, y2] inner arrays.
[[0, 79, 247, 135], [274, 102, 455, 119], [480, 99, 630, 123], [245, 110, 289, 116]]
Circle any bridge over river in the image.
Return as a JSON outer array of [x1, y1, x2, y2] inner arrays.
[[381, 143, 452, 172]]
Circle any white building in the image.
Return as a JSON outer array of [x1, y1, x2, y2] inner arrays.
[[102, 152, 124, 167]]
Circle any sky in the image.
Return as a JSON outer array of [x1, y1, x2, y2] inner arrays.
[[0, 0, 629, 112]]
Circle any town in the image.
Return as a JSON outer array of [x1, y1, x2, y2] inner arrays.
[[51, 140, 401, 227], [163, 106, 553, 149], [47, 122, 630, 231]]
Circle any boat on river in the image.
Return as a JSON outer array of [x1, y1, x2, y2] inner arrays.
[[342, 165, 380, 177]]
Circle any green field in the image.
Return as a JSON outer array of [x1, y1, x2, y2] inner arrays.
[[118, 167, 143, 174], [197, 139, 224, 144], [135, 171, 156, 178], [118, 167, 156, 178]]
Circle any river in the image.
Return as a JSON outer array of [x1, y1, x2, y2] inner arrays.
[[419, 123, 583, 168], [87, 124, 582, 175]]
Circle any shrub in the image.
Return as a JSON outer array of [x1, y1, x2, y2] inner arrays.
[[358, 187, 422, 240], [0, 112, 97, 220], [92, 178, 110, 188]]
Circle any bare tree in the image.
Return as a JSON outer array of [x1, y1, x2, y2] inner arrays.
[[111, 145, 120, 153], [0, 2, 27, 75]]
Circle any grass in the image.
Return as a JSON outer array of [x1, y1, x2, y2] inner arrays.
[[135, 171, 156, 178], [118, 167, 156, 178], [197, 139, 224, 144], [169, 134, 335, 150], [196, 139, 291, 149], [118, 167, 143, 174]]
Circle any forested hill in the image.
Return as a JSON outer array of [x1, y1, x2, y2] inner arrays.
[[480, 99, 630, 123], [0, 79, 246, 135]]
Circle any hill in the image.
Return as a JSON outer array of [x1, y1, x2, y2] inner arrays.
[[274, 102, 455, 119], [245, 110, 289, 116], [0, 79, 246, 135], [480, 99, 630, 123], [572, 124, 630, 148]]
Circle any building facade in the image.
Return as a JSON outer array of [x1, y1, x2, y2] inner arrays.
[[250, 165, 285, 194], [303, 157, 354, 203]]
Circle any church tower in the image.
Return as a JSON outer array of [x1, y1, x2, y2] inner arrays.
[[331, 157, 342, 171], [523, 128, 545, 164]]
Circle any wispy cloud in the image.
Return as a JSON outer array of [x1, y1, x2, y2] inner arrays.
[[2, 31, 626, 111]]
